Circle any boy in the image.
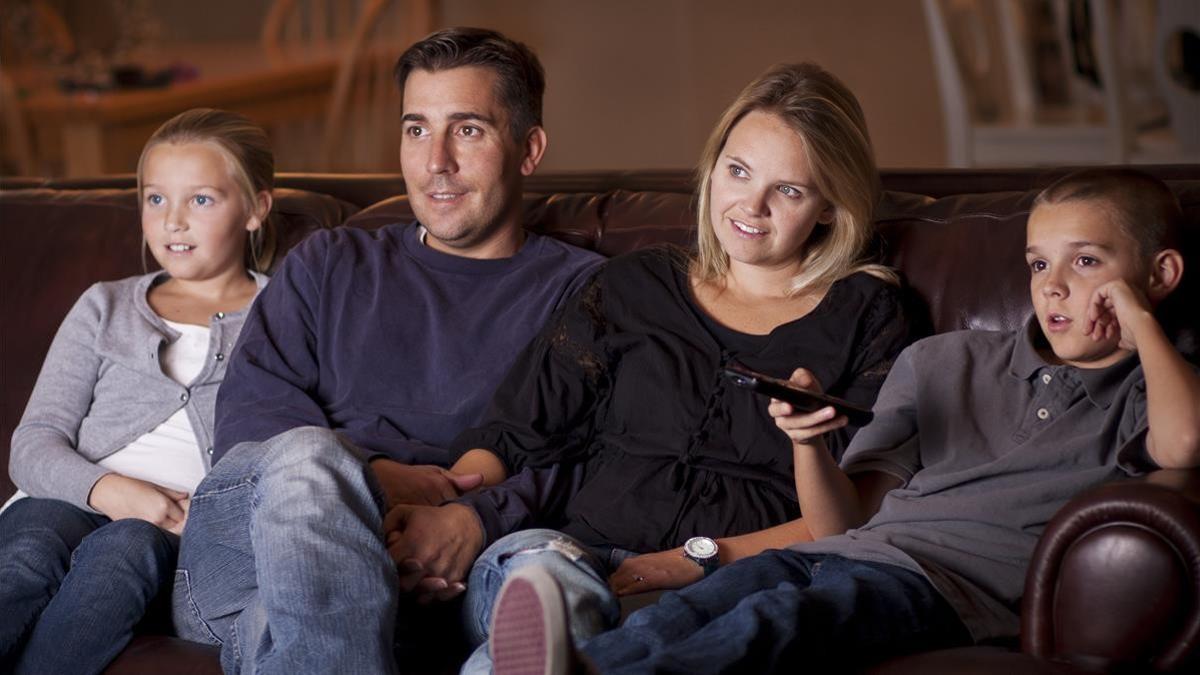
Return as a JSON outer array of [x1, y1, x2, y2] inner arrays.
[[485, 168, 1200, 673]]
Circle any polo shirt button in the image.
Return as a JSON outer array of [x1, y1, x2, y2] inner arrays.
[[180, 392, 189, 402], [215, 352, 225, 361], [214, 312, 225, 320], [1036, 407, 1049, 420], [1041, 374, 1052, 384], [206, 446, 214, 455]]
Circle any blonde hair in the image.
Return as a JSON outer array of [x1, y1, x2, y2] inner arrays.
[[137, 108, 276, 271], [693, 62, 895, 293]]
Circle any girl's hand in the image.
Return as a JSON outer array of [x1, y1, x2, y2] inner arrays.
[[609, 549, 703, 596], [768, 368, 848, 447], [87, 473, 190, 534], [1084, 280, 1154, 352]]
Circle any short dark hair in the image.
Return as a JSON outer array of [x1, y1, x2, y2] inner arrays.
[[1034, 168, 1183, 262], [394, 27, 545, 140]]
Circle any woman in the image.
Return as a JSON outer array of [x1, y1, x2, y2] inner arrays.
[[392, 62, 913, 672]]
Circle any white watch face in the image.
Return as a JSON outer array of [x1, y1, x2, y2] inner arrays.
[[685, 537, 717, 559]]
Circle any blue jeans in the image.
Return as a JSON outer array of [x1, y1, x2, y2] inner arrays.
[[0, 497, 178, 675], [460, 529, 631, 675], [580, 550, 972, 673], [172, 426, 399, 675]]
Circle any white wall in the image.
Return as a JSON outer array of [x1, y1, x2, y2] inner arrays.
[[439, 0, 947, 170]]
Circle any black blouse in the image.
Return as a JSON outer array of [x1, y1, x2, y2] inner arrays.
[[454, 247, 913, 553]]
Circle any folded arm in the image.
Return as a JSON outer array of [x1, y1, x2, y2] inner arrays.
[[11, 286, 115, 511]]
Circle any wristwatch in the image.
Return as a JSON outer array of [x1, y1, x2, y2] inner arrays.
[[682, 536, 720, 576]]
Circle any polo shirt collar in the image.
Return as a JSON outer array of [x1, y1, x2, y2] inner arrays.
[[1008, 316, 1048, 380], [1008, 315, 1138, 409]]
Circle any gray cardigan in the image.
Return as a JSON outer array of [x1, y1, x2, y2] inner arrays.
[[9, 271, 268, 511]]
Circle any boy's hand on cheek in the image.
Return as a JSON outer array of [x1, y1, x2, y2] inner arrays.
[[1085, 280, 1154, 351]]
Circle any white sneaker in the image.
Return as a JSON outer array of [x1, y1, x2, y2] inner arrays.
[[490, 565, 572, 675]]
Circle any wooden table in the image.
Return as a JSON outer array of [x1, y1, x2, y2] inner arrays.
[[18, 45, 338, 176]]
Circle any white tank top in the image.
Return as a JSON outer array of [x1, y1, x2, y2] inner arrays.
[[96, 319, 210, 493]]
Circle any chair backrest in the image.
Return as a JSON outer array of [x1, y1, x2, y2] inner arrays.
[[261, 0, 363, 66], [318, 0, 432, 172], [1153, 0, 1200, 153], [921, 0, 1136, 166], [922, 0, 979, 167], [0, 0, 74, 67], [0, 0, 74, 176], [0, 68, 36, 175], [263, 0, 433, 172]]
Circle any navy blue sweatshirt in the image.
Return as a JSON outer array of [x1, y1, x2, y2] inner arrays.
[[213, 222, 602, 465]]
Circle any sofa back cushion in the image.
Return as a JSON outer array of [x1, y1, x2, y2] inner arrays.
[[344, 181, 1200, 344], [3, 172, 1198, 502]]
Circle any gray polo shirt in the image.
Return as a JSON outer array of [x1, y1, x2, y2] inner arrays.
[[793, 318, 1154, 642]]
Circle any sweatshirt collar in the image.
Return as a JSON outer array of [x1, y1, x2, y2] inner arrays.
[[400, 221, 543, 276]]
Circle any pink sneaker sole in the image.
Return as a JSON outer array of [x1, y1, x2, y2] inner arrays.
[[490, 566, 570, 675]]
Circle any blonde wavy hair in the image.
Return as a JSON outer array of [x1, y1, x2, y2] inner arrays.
[[137, 108, 277, 272], [692, 62, 895, 293]]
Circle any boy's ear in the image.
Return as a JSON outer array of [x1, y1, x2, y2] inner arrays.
[[1146, 248, 1184, 303]]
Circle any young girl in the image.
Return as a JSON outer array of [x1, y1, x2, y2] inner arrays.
[[0, 108, 274, 674]]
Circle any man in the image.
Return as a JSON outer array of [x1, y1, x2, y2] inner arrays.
[[170, 28, 602, 674]]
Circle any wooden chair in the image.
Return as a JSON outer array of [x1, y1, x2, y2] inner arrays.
[[262, 0, 433, 172], [0, 0, 74, 68], [0, 67, 37, 175], [1153, 0, 1200, 156], [0, 0, 75, 176], [261, 0, 363, 66], [319, 0, 433, 172], [922, 0, 1195, 167]]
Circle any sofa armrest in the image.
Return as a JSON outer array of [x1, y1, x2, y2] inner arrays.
[[1022, 469, 1200, 672]]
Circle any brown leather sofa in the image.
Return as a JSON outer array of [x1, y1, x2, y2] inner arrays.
[[2, 167, 1198, 673]]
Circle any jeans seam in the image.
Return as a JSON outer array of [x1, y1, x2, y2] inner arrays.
[[190, 479, 257, 501], [228, 610, 243, 669], [175, 568, 223, 645]]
